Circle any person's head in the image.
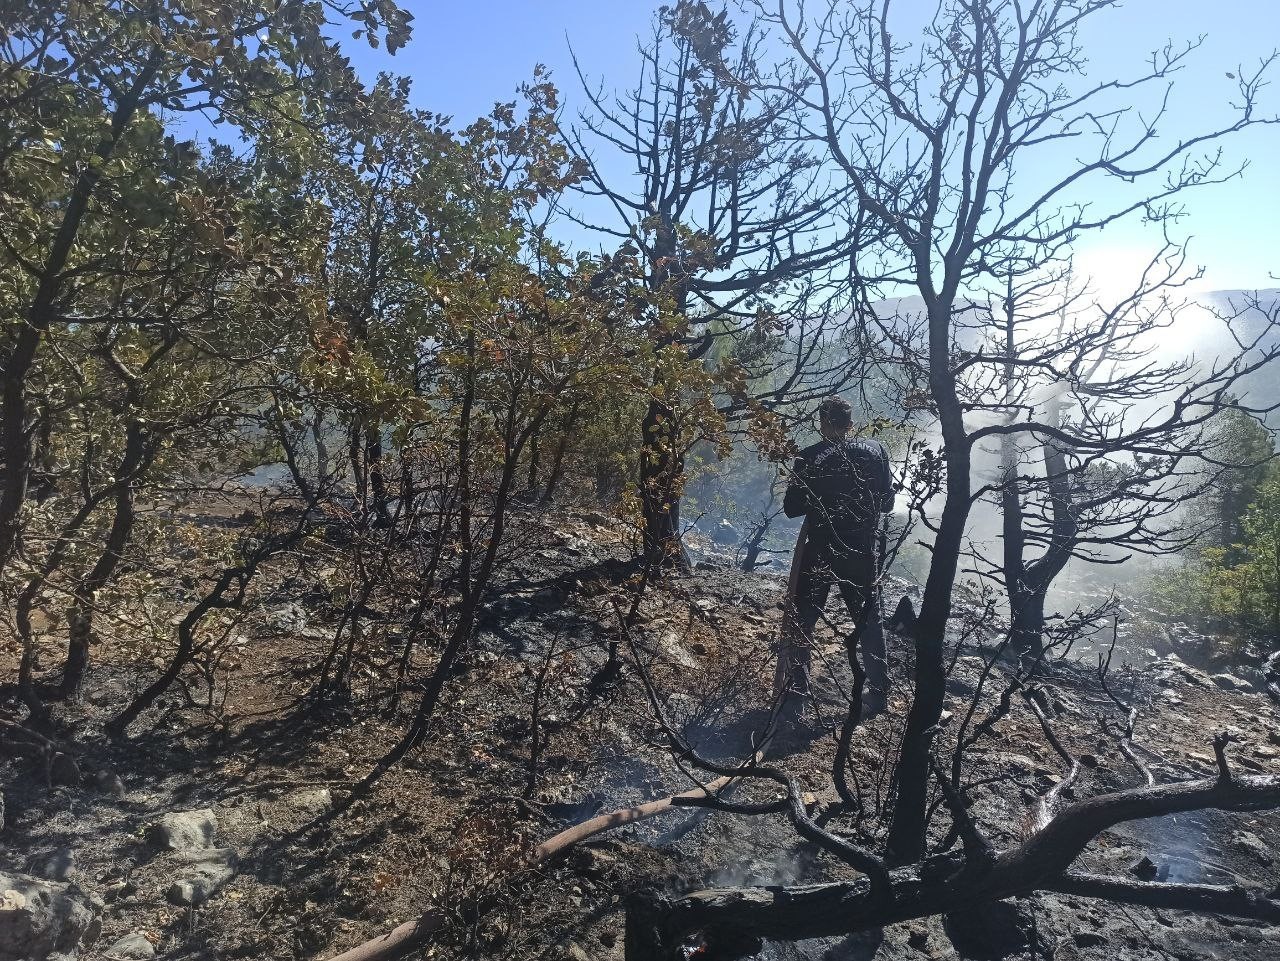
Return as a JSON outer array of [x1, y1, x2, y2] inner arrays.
[[818, 396, 853, 441]]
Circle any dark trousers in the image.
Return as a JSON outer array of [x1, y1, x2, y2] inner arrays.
[[780, 532, 888, 709]]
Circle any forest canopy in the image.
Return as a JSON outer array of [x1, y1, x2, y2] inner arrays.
[[3, 3, 1280, 961]]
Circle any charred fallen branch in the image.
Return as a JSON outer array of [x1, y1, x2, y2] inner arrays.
[[627, 770, 1280, 959], [324, 771, 748, 961]]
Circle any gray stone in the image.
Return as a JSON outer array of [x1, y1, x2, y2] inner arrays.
[[93, 769, 126, 798], [147, 809, 217, 851], [85, 680, 128, 707], [103, 932, 156, 959], [1212, 673, 1251, 692], [102, 880, 137, 903], [944, 899, 1050, 959], [27, 848, 74, 882], [49, 752, 80, 788], [1232, 831, 1273, 865], [266, 601, 309, 635], [569, 845, 617, 880], [1155, 655, 1213, 687], [712, 519, 740, 545], [0, 871, 101, 961], [992, 753, 1038, 773], [656, 631, 700, 669], [287, 788, 332, 817], [1129, 855, 1159, 880], [165, 847, 237, 905]]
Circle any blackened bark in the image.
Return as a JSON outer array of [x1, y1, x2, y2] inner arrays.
[[539, 400, 579, 507], [59, 421, 146, 697], [639, 394, 687, 569], [366, 423, 391, 529], [888, 300, 970, 863], [0, 54, 159, 572], [633, 773, 1280, 959]]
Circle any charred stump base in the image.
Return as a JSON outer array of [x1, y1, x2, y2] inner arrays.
[[624, 868, 932, 961], [624, 843, 1280, 960], [626, 889, 768, 961], [624, 852, 1053, 961]]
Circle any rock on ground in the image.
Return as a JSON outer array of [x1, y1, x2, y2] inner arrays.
[[146, 809, 217, 851], [26, 847, 75, 882], [943, 899, 1050, 960], [0, 871, 101, 961], [102, 932, 156, 959], [165, 847, 237, 906], [286, 788, 333, 817], [1211, 672, 1251, 692]]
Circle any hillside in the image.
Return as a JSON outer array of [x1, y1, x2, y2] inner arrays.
[[3, 509, 1278, 961]]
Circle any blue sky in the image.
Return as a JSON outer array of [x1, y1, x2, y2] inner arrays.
[[344, 0, 1279, 292]]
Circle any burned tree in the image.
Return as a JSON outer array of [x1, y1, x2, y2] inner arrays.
[[567, 0, 870, 566], [618, 577, 1280, 960], [971, 251, 1280, 661], [757, 0, 1277, 860], [0, 0, 411, 576], [627, 763, 1280, 958]]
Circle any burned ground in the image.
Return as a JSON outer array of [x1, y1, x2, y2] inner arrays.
[[2, 510, 1278, 961]]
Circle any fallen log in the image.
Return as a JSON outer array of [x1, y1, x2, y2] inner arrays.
[[323, 772, 742, 961], [626, 772, 1280, 959]]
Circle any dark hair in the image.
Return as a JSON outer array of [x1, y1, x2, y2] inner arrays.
[[818, 396, 853, 430]]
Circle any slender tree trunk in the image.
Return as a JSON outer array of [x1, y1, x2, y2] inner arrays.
[[1001, 436, 1044, 661], [312, 408, 332, 485], [277, 412, 317, 503], [888, 299, 970, 862], [1009, 588, 1046, 662], [1015, 429, 1076, 659], [366, 422, 391, 529], [527, 429, 540, 493], [739, 524, 768, 572], [348, 418, 365, 514], [639, 393, 687, 569], [59, 422, 145, 698], [540, 401, 579, 507], [0, 55, 158, 573]]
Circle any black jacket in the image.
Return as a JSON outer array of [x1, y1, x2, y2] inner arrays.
[[783, 437, 894, 546]]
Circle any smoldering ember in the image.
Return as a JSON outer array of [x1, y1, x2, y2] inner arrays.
[[4, 3, 1280, 961]]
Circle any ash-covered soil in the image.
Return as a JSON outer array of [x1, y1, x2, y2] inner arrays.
[[2, 510, 1278, 961]]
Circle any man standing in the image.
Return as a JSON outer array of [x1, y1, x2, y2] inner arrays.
[[777, 397, 894, 722]]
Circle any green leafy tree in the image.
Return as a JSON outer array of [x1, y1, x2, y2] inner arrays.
[[1191, 406, 1275, 560]]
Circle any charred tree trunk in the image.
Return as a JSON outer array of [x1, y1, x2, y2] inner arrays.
[[740, 475, 782, 573], [540, 400, 579, 507], [312, 409, 333, 485], [1008, 588, 1047, 661], [739, 523, 770, 572], [630, 773, 1280, 959], [888, 300, 971, 863], [59, 421, 145, 698], [1001, 436, 1045, 662], [526, 428, 541, 494], [639, 393, 688, 569], [1008, 431, 1076, 661], [0, 55, 157, 573], [366, 422, 391, 529]]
